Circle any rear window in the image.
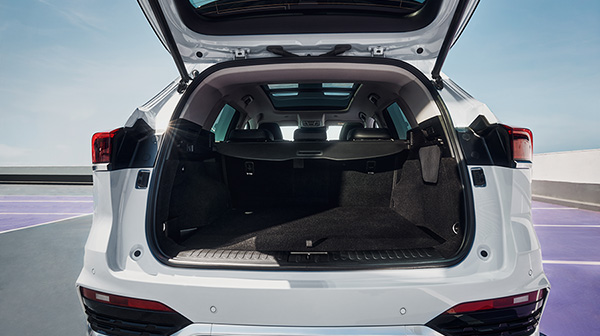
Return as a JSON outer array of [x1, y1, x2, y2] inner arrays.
[[179, 0, 439, 36], [189, 0, 428, 18], [211, 104, 238, 141], [280, 125, 342, 141], [385, 102, 412, 139]]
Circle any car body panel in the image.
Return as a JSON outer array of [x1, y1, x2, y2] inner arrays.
[[78, 162, 547, 328], [137, 0, 479, 76], [78, 2, 549, 333]]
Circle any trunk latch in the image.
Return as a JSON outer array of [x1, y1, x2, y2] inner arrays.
[[234, 48, 249, 59], [369, 46, 385, 57]]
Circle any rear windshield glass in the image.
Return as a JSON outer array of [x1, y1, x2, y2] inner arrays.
[[189, 0, 427, 19]]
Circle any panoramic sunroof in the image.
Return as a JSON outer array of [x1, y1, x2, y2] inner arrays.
[[263, 83, 360, 111]]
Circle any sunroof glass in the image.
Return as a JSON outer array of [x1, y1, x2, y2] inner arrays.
[[263, 83, 359, 111]]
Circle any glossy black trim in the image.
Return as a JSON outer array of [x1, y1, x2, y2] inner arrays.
[[82, 297, 192, 336], [174, 0, 442, 36], [0, 174, 92, 185], [470, 167, 486, 187], [457, 115, 520, 168], [146, 56, 476, 270], [109, 119, 159, 171], [426, 290, 548, 336]]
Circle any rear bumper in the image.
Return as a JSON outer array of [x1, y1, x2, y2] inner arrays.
[[87, 323, 545, 336], [86, 324, 444, 335]]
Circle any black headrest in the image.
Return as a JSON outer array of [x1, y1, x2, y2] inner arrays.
[[258, 122, 283, 141], [228, 129, 274, 142], [293, 127, 328, 141], [339, 122, 364, 140], [349, 128, 392, 141]]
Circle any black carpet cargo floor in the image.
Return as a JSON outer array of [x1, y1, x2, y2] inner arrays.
[[180, 207, 441, 252]]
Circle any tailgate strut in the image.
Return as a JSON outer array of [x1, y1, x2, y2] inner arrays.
[[431, 0, 479, 90], [148, 0, 191, 93]]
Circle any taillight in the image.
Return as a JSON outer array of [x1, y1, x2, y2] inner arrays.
[[80, 287, 173, 312], [91, 128, 121, 164], [446, 289, 546, 314], [503, 125, 533, 162], [427, 289, 548, 336]]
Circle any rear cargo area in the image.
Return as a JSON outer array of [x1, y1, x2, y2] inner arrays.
[[181, 207, 440, 252], [153, 123, 465, 267], [147, 63, 472, 268]]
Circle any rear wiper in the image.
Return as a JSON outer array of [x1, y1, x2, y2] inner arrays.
[[267, 44, 351, 58]]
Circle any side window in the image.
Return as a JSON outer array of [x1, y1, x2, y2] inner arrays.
[[385, 102, 412, 139], [211, 104, 239, 142]]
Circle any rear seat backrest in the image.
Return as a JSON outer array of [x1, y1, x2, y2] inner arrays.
[[228, 129, 274, 142], [293, 127, 328, 141]]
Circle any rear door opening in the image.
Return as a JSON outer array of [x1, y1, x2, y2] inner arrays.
[[146, 58, 474, 269]]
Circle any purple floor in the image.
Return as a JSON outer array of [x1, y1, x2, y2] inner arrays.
[[533, 201, 600, 336], [0, 195, 93, 233]]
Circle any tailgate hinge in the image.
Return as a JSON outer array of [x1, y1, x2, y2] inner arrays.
[[234, 48, 249, 59], [369, 46, 386, 57]]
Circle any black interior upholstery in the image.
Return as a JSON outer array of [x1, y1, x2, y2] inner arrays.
[[293, 127, 328, 141], [258, 122, 284, 141], [228, 129, 274, 142], [339, 122, 364, 140], [155, 120, 464, 263], [349, 128, 392, 141]]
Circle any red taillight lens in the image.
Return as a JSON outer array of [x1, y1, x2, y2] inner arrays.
[[447, 289, 547, 314], [427, 289, 548, 335], [502, 125, 533, 162], [80, 287, 174, 312], [91, 128, 121, 164]]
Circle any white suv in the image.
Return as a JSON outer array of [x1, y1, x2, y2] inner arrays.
[[77, 1, 550, 335]]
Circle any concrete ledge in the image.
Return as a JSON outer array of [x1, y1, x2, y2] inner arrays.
[[533, 180, 600, 212], [0, 166, 92, 185]]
